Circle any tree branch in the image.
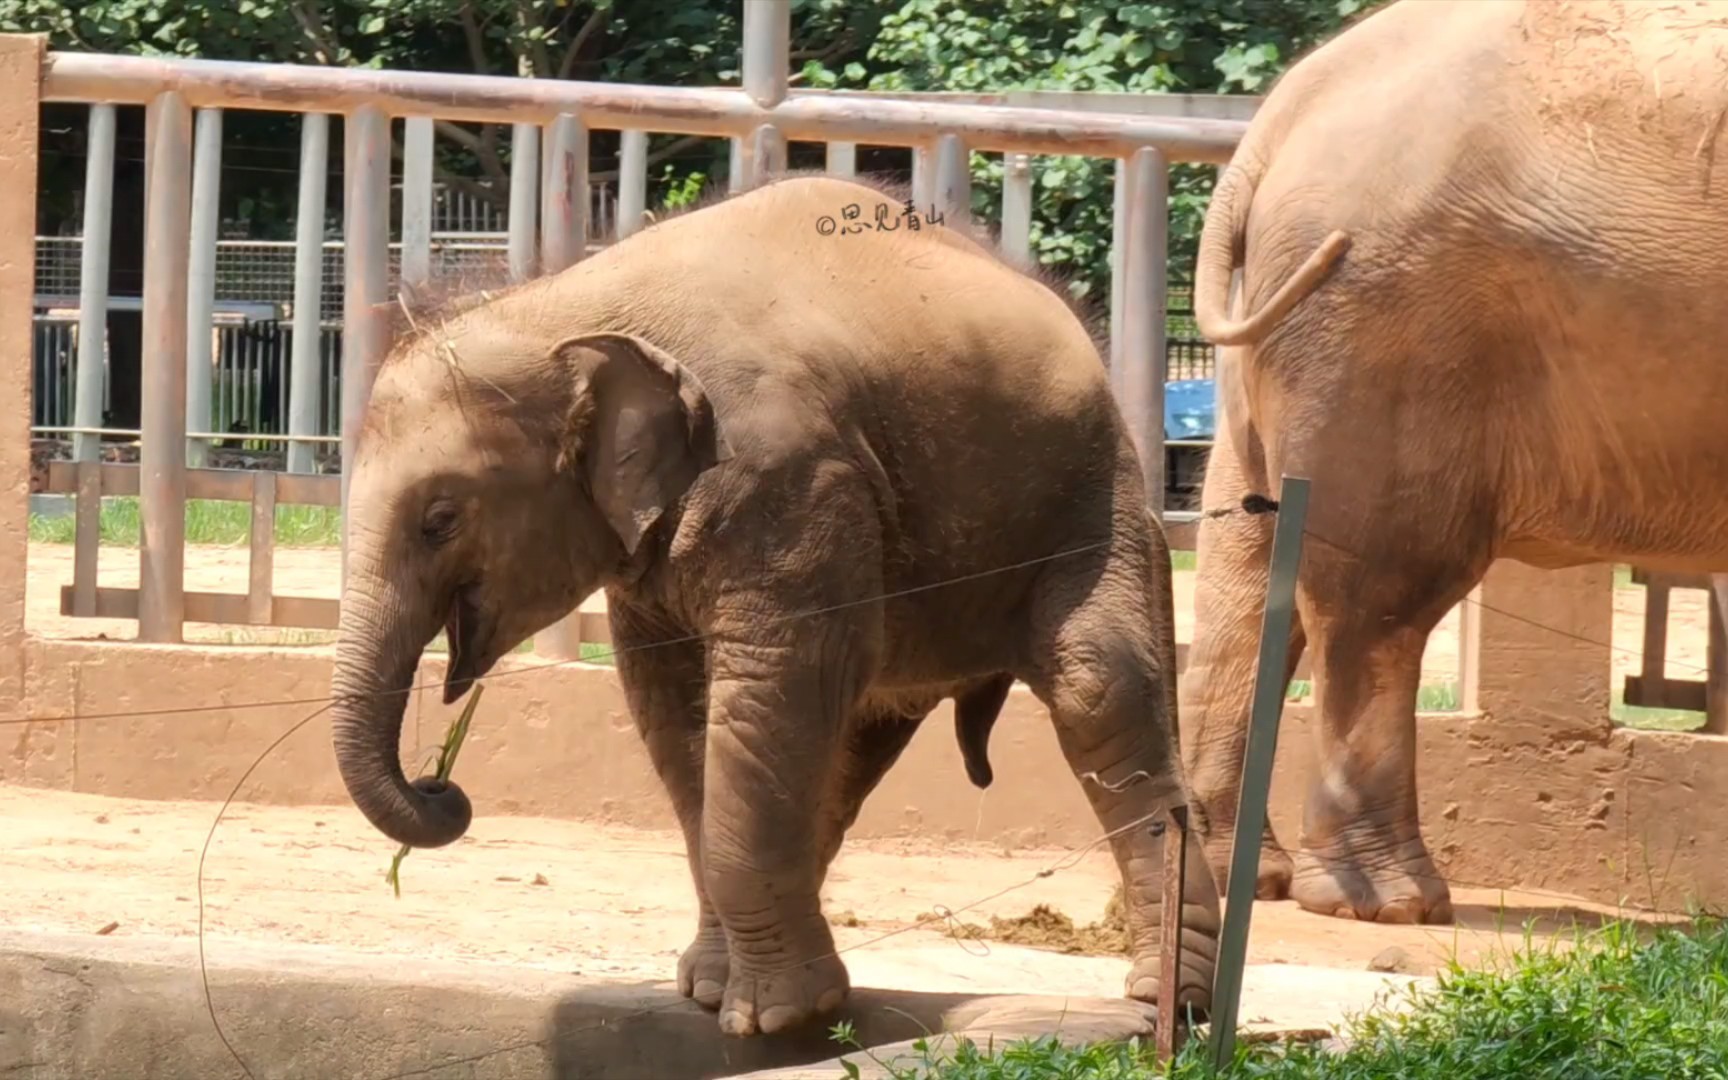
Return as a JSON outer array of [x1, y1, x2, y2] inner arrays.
[[291, 0, 341, 65], [557, 6, 608, 81], [458, 3, 494, 76], [516, 0, 553, 78]]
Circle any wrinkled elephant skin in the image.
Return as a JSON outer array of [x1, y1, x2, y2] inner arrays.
[[1182, 0, 1728, 925], [327, 175, 1218, 1036]]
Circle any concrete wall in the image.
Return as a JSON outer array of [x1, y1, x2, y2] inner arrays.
[[5, 633, 1724, 915]]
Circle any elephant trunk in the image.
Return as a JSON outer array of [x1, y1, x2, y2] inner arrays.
[[330, 553, 473, 849]]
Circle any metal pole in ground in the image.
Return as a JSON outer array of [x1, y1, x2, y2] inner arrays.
[[999, 152, 1033, 263], [532, 112, 593, 664], [616, 130, 648, 240], [1208, 474, 1311, 1070], [933, 133, 970, 228], [138, 91, 193, 644], [400, 116, 434, 302], [740, 0, 789, 189], [340, 105, 392, 587], [184, 106, 222, 468], [73, 103, 116, 465], [508, 121, 540, 283], [287, 112, 330, 476], [1114, 146, 1170, 514]]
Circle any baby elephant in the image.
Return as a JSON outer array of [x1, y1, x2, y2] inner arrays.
[[329, 174, 1219, 1036]]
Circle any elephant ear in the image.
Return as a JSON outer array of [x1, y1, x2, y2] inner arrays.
[[554, 331, 734, 556]]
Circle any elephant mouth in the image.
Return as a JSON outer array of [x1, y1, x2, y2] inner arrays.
[[442, 582, 489, 705]]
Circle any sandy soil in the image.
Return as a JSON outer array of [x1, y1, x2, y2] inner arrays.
[[26, 541, 1713, 692], [0, 784, 1679, 1039]]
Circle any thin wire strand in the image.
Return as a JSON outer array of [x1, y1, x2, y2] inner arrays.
[[2, 539, 1114, 727]]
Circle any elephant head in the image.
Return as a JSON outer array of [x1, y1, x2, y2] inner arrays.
[[331, 319, 732, 849]]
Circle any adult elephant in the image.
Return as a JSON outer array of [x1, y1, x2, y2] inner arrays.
[[328, 174, 1219, 1036], [1181, 0, 1728, 924]]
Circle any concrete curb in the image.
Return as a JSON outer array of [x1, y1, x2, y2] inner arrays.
[[0, 932, 1165, 1080]]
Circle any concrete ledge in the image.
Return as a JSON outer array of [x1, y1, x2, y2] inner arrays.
[[0, 931, 1037, 1079]]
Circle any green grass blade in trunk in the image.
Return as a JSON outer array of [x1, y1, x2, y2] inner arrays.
[[384, 683, 485, 897]]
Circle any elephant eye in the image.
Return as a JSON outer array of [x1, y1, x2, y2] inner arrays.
[[421, 499, 461, 546]]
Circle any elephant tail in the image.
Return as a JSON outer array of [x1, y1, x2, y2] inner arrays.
[[1193, 160, 1353, 348], [953, 674, 1015, 789]]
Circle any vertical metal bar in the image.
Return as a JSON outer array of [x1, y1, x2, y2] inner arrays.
[[826, 141, 857, 178], [288, 112, 329, 475], [1209, 475, 1310, 1071], [617, 129, 648, 240], [1109, 160, 1127, 373], [911, 145, 933, 210], [728, 137, 747, 194], [540, 113, 589, 274], [138, 91, 193, 644], [185, 107, 222, 468], [401, 116, 434, 300], [74, 104, 116, 464], [933, 133, 970, 227], [533, 113, 593, 663], [999, 152, 1033, 262], [73, 460, 100, 618], [1115, 147, 1170, 513], [1155, 804, 1190, 1064], [751, 123, 787, 187], [248, 470, 277, 625], [508, 121, 540, 283], [741, 0, 789, 185], [341, 104, 392, 584], [1458, 583, 1483, 713]]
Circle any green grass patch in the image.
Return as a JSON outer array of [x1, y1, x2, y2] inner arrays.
[[30, 496, 342, 548], [1171, 550, 1197, 573], [829, 914, 1728, 1078], [1283, 679, 1460, 713]]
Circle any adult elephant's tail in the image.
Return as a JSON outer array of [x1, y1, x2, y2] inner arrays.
[[1192, 161, 1353, 348]]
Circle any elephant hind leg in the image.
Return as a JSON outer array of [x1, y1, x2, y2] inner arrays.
[[1182, 428, 1304, 900], [1023, 544, 1221, 1015], [816, 702, 929, 875], [1287, 530, 1482, 925]]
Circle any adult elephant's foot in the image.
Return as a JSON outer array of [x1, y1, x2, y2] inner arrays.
[[1289, 833, 1453, 924], [718, 951, 850, 1036], [677, 920, 730, 1010]]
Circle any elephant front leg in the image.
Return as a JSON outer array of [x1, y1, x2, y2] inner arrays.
[[610, 600, 729, 1008], [702, 630, 864, 1037]]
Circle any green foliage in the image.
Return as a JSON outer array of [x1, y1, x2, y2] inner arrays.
[[28, 497, 343, 547], [828, 916, 1728, 1079]]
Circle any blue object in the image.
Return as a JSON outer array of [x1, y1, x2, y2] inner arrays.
[[1163, 378, 1216, 441]]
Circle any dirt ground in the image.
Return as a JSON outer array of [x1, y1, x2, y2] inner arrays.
[[25, 541, 1714, 690], [0, 783, 1681, 1040]]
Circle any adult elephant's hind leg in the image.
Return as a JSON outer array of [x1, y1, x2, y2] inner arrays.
[[1289, 535, 1476, 925], [1026, 551, 1221, 1014], [1181, 421, 1303, 901]]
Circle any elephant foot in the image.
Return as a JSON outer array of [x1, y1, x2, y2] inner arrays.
[[1126, 944, 1214, 1023], [677, 922, 730, 1010], [1204, 835, 1293, 902], [718, 952, 850, 1036], [1289, 840, 1453, 924]]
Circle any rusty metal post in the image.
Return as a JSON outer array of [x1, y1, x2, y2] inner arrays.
[[138, 90, 193, 644], [73, 103, 116, 464], [741, 0, 789, 186], [533, 111, 593, 664], [508, 120, 540, 283], [1114, 147, 1169, 514], [617, 129, 648, 240], [185, 106, 222, 468], [933, 133, 970, 227], [999, 152, 1032, 263], [340, 104, 392, 585], [540, 113, 588, 273], [287, 111, 330, 476], [1155, 803, 1190, 1064]]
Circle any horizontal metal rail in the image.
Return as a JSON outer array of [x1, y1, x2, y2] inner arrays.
[[41, 52, 1247, 164]]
